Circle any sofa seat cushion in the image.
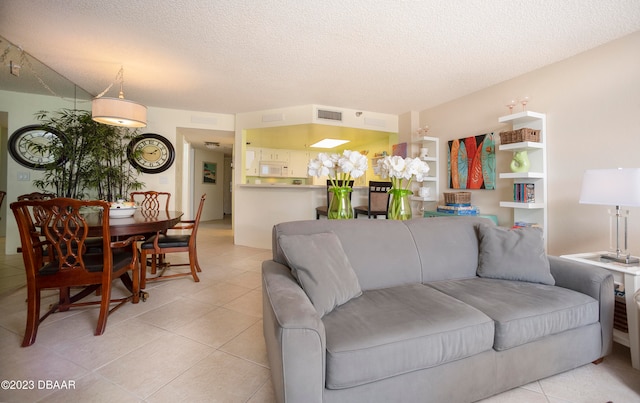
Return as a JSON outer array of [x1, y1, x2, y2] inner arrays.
[[321, 283, 495, 389], [429, 278, 599, 351]]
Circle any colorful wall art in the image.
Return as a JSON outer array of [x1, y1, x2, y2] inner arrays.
[[203, 161, 217, 184], [392, 142, 407, 158], [447, 133, 495, 189]]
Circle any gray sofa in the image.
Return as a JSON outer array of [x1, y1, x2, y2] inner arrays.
[[262, 217, 614, 403]]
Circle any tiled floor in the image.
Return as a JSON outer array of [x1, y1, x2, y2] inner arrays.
[[1, 217, 639, 402]]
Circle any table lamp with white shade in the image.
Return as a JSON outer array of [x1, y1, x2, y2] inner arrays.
[[579, 168, 640, 264]]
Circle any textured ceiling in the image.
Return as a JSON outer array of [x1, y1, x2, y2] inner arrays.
[[1, 0, 640, 117]]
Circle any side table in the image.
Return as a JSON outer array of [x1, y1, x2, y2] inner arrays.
[[560, 252, 640, 369]]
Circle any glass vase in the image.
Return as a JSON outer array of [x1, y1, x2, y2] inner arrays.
[[328, 187, 353, 219], [388, 189, 413, 220]]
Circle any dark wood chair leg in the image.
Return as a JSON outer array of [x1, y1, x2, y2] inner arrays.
[[22, 287, 40, 347]]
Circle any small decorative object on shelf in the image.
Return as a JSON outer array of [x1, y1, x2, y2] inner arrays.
[[510, 151, 531, 173], [308, 150, 368, 220], [374, 155, 430, 220], [419, 147, 429, 160], [444, 192, 471, 205], [520, 96, 530, 111], [499, 128, 540, 144], [415, 125, 430, 137]]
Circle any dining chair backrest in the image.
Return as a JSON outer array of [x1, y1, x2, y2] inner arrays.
[[13, 198, 111, 275], [17, 192, 57, 228], [130, 191, 171, 211], [11, 197, 142, 346], [15, 192, 58, 253], [367, 181, 393, 212], [189, 194, 207, 248]]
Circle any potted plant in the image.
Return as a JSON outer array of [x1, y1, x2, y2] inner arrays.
[[32, 108, 144, 200]]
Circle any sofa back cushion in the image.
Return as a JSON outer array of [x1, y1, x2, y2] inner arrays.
[[273, 219, 422, 290], [279, 232, 362, 317], [405, 217, 493, 282], [476, 223, 554, 285]]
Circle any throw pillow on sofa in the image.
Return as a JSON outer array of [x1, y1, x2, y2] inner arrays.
[[475, 223, 554, 285], [278, 232, 362, 317]]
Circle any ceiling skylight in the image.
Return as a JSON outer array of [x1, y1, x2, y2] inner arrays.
[[310, 138, 350, 148]]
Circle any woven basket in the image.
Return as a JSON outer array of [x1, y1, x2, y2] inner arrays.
[[499, 128, 540, 144], [444, 192, 471, 205]]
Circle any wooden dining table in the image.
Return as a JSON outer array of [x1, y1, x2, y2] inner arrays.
[[80, 209, 183, 297], [81, 209, 184, 238]]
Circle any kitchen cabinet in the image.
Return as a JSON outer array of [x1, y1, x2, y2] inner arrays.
[[245, 147, 260, 176], [261, 148, 289, 162], [288, 150, 310, 178]]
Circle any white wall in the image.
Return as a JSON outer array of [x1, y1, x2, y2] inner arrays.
[[420, 30, 640, 256]]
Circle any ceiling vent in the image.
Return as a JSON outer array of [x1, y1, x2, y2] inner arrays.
[[317, 109, 342, 122]]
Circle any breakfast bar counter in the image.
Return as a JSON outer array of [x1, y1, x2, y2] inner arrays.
[[234, 183, 370, 249]]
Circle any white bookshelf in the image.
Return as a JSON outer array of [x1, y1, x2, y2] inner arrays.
[[498, 111, 547, 249], [411, 136, 439, 207]]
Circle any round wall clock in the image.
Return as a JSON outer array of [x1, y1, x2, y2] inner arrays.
[[127, 133, 175, 174], [8, 125, 67, 170]]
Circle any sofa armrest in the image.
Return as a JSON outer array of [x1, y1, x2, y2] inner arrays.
[[262, 260, 326, 403], [549, 255, 614, 356]]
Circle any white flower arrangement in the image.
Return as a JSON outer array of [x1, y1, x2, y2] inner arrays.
[[308, 150, 368, 187], [374, 155, 430, 190]]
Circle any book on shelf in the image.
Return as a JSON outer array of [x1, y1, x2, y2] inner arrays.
[[437, 204, 476, 211], [437, 205, 479, 215], [513, 183, 535, 202], [513, 221, 541, 228]]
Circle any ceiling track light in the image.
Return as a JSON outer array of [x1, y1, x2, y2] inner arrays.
[[92, 66, 147, 128]]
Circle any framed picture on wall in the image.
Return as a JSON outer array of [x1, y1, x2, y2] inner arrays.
[[392, 142, 407, 158], [203, 161, 217, 184], [447, 133, 495, 190]]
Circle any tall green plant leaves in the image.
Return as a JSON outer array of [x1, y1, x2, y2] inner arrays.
[[33, 109, 144, 200]]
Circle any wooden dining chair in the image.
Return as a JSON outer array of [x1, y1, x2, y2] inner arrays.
[[130, 191, 171, 211], [354, 181, 393, 219], [130, 191, 172, 272], [15, 192, 57, 254], [315, 180, 354, 219], [140, 194, 206, 288], [11, 197, 143, 347]]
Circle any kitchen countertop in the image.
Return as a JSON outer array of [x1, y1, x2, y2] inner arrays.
[[239, 183, 368, 190]]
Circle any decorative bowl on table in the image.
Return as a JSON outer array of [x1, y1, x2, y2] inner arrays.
[[109, 201, 137, 218]]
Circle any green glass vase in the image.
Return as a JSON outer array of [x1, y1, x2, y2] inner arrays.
[[388, 188, 413, 220], [328, 187, 353, 219]]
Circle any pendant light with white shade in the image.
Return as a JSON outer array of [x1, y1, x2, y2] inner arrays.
[[92, 66, 147, 128]]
